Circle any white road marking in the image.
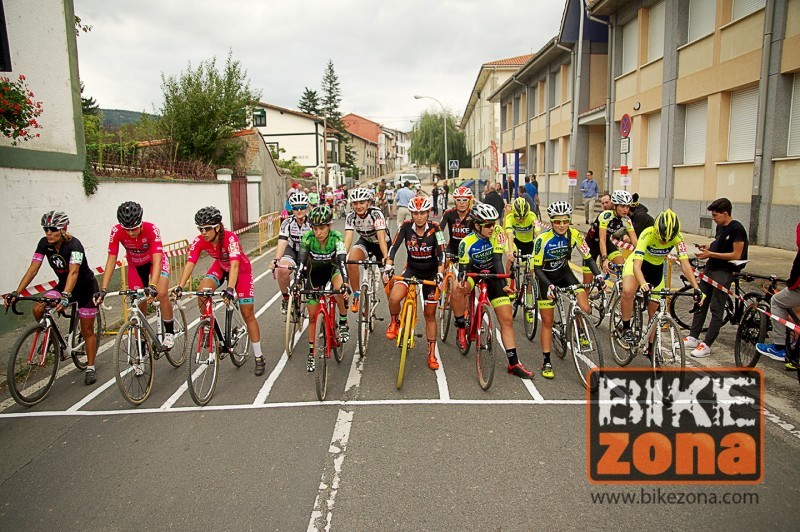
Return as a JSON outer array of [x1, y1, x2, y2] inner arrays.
[[434, 342, 450, 401], [344, 345, 365, 394], [495, 328, 545, 402], [253, 318, 309, 404], [307, 409, 354, 532]]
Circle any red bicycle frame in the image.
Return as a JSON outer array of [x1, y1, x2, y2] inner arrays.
[[310, 292, 341, 358], [465, 272, 512, 340]]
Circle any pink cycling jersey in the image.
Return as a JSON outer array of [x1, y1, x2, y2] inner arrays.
[[188, 231, 254, 302], [108, 222, 164, 267]]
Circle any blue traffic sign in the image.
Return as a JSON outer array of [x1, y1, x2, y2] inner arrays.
[[449, 159, 459, 171]]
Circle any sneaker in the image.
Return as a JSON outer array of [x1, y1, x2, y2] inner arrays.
[[307, 354, 316, 372], [349, 292, 360, 313], [427, 347, 440, 370], [541, 362, 554, 379], [254, 356, 266, 376], [84, 367, 97, 385], [339, 323, 350, 343], [756, 343, 787, 361], [386, 319, 400, 340], [162, 333, 175, 350], [508, 362, 533, 379], [621, 329, 636, 347], [690, 342, 711, 358], [280, 296, 289, 315], [457, 328, 468, 350], [683, 336, 698, 349]]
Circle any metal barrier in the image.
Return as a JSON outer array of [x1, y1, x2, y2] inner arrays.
[[163, 239, 190, 289], [257, 212, 282, 255]]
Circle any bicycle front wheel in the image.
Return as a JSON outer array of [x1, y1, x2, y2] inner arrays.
[[7, 323, 60, 407], [114, 321, 155, 405], [523, 278, 538, 341], [588, 285, 606, 327], [357, 282, 370, 358], [229, 307, 250, 368], [314, 313, 329, 401], [397, 304, 414, 389], [164, 303, 188, 367], [285, 292, 302, 358], [652, 315, 685, 370], [70, 313, 102, 370], [553, 298, 567, 359], [438, 276, 454, 342], [475, 302, 495, 391], [734, 303, 766, 368], [187, 319, 218, 406], [568, 308, 603, 392], [609, 293, 635, 366]]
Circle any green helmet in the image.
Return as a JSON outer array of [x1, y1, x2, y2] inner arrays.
[[308, 205, 333, 226]]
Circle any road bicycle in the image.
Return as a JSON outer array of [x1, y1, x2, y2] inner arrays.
[[348, 259, 383, 358], [460, 272, 512, 391], [587, 263, 622, 327], [392, 275, 438, 389], [336, 199, 347, 219], [183, 290, 250, 406], [6, 295, 102, 407], [509, 251, 538, 341], [437, 253, 458, 342], [303, 286, 347, 401], [548, 284, 604, 392], [274, 264, 306, 358], [734, 274, 794, 368], [108, 289, 188, 405]]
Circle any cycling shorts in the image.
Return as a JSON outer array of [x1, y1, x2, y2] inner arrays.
[[445, 240, 462, 259], [623, 257, 666, 295], [397, 266, 439, 305], [536, 268, 582, 310], [205, 261, 255, 304], [128, 256, 170, 290], [582, 239, 622, 273], [278, 246, 298, 267], [48, 278, 99, 319], [466, 276, 510, 309], [304, 265, 343, 305], [512, 238, 534, 257], [351, 237, 386, 261]]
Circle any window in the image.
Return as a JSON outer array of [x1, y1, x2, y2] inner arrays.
[[622, 17, 639, 74], [553, 139, 561, 173], [647, 1, 665, 62], [513, 95, 521, 125], [0, 2, 10, 71], [647, 112, 662, 167], [553, 69, 562, 107], [733, 0, 766, 20], [787, 74, 800, 156], [530, 85, 538, 116], [252, 109, 266, 127], [564, 64, 572, 102], [684, 100, 708, 164], [728, 85, 759, 161], [687, 0, 715, 42]]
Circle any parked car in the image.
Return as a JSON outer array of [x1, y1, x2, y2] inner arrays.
[[394, 173, 421, 188]]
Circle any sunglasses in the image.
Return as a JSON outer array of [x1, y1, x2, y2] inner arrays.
[[454, 198, 470, 203], [479, 222, 496, 229], [292, 205, 308, 211], [43, 226, 61, 233], [197, 225, 218, 233], [122, 224, 142, 232], [552, 220, 571, 226]]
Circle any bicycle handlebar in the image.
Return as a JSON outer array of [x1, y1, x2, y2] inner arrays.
[[346, 260, 383, 266], [391, 275, 438, 286], [465, 272, 512, 279], [553, 283, 594, 293], [298, 288, 349, 296], [5, 294, 59, 316]]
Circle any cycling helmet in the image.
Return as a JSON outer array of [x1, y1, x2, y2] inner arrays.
[[195, 206, 222, 227], [654, 209, 681, 242], [288, 191, 309, 208], [453, 186, 474, 199], [117, 201, 143, 229], [350, 187, 373, 202], [41, 210, 69, 230], [308, 205, 333, 226], [470, 202, 499, 224], [547, 201, 573, 218], [610, 190, 633, 206], [512, 197, 530, 218], [408, 196, 433, 213]]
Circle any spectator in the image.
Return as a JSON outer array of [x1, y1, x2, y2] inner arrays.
[[518, 186, 536, 211], [525, 175, 540, 217], [395, 180, 416, 230], [599, 193, 612, 212], [483, 182, 506, 216], [684, 198, 748, 358], [629, 193, 655, 236], [579, 170, 599, 224], [442, 181, 450, 209], [432, 183, 440, 217], [506, 176, 517, 202]]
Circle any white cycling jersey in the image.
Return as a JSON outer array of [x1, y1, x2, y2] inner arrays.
[[345, 207, 390, 244], [278, 216, 311, 249]]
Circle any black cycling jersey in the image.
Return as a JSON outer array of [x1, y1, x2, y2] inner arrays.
[[389, 221, 446, 271], [440, 208, 473, 245], [33, 236, 95, 289]]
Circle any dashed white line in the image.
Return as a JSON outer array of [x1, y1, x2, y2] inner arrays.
[[307, 409, 354, 532], [434, 342, 450, 401], [495, 327, 545, 402]]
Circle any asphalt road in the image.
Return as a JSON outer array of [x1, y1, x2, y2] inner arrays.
[[1, 218, 799, 531]]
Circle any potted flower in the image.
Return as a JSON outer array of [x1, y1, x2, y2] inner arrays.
[[1, 74, 43, 145]]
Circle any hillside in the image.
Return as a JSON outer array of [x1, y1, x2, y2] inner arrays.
[[101, 109, 159, 129]]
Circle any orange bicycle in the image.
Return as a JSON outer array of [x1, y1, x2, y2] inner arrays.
[[437, 252, 458, 341], [393, 275, 438, 389]]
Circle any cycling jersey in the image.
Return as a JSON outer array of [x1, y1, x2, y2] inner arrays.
[[384, 189, 395, 201], [296, 230, 350, 290], [108, 222, 165, 267], [33, 236, 99, 317], [325, 192, 334, 205], [457, 230, 509, 307], [389, 221, 445, 270], [586, 210, 633, 244], [441, 208, 473, 255], [628, 225, 688, 266], [503, 211, 539, 243], [345, 207, 391, 244], [188, 231, 254, 303], [532, 228, 597, 280], [278, 216, 312, 250], [308, 192, 320, 205], [335, 190, 345, 201]]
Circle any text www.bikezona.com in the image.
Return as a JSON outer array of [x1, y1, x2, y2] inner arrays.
[[591, 489, 759, 505]]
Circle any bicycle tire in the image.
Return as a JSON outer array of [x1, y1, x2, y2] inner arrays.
[[652, 315, 685, 370], [568, 308, 603, 392], [228, 307, 250, 368], [475, 302, 495, 391], [114, 320, 155, 405], [357, 281, 370, 357], [734, 303, 766, 368], [314, 313, 329, 401], [7, 323, 60, 407], [523, 276, 538, 341], [438, 276, 454, 342], [553, 297, 567, 359], [69, 312, 102, 370], [285, 292, 301, 357], [587, 285, 606, 327], [669, 285, 734, 332], [608, 293, 635, 366], [164, 303, 188, 367], [397, 304, 414, 389], [187, 319, 218, 406]]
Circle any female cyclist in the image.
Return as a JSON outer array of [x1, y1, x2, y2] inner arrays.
[[274, 191, 311, 314]]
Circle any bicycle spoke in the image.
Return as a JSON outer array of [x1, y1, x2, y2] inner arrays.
[[7, 324, 59, 407]]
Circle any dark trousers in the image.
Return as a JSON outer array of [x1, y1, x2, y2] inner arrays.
[[689, 268, 733, 346]]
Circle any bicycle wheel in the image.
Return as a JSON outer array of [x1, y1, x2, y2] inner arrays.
[[475, 302, 495, 390], [357, 281, 370, 357], [228, 307, 250, 368], [164, 303, 188, 367], [588, 285, 606, 327], [438, 275, 454, 342], [553, 298, 567, 359], [397, 304, 414, 389], [608, 293, 635, 366], [314, 313, 329, 401], [568, 308, 603, 392], [652, 315, 685, 370], [7, 323, 60, 407], [187, 319, 218, 406], [285, 292, 301, 357], [523, 276, 539, 341], [114, 320, 155, 405], [734, 303, 767, 368]]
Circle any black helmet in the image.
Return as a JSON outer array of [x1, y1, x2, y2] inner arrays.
[[308, 205, 333, 226], [117, 201, 143, 229], [195, 206, 222, 226]]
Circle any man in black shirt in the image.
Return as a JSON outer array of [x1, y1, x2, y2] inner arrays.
[[483, 183, 506, 215], [684, 198, 748, 358], [629, 193, 655, 236]]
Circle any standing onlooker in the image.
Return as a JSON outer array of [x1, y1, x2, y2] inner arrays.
[[506, 176, 516, 203], [684, 198, 748, 358], [395, 180, 416, 230], [442, 181, 450, 210], [579, 170, 599, 224], [431, 183, 440, 217], [525, 175, 540, 218], [629, 193, 655, 236], [599, 193, 612, 212], [483, 183, 506, 216], [518, 186, 535, 211]]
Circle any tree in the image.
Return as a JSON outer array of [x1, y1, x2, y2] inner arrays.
[[80, 82, 99, 116], [343, 139, 359, 178], [320, 60, 344, 132], [159, 51, 261, 165], [409, 110, 470, 175], [298, 87, 322, 116]]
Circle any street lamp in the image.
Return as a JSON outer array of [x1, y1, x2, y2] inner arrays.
[[414, 95, 448, 184]]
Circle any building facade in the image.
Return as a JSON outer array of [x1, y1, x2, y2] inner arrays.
[[345, 131, 379, 179], [251, 102, 331, 170]]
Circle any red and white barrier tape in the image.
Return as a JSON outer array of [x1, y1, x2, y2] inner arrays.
[[7, 261, 122, 298]]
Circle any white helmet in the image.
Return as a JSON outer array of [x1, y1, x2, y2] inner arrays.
[[547, 200, 573, 217], [453, 186, 474, 199], [408, 196, 433, 213], [470, 202, 499, 223], [288, 191, 309, 207], [610, 190, 633, 206], [350, 187, 373, 202]]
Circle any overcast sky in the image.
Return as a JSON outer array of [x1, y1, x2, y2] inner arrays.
[[75, 0, 566, 132]]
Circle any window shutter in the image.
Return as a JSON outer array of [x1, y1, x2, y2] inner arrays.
[[684, 100, 707, 164], [622, 18, 639, 73], [728, 85, 759, 161], [788, 74, 800, 156], [647, 112, 662, 167], [648, 1, 665, 62], [553, 70, 562, 107], [733, 0, 766, 20], [688, 0, 715, 42]]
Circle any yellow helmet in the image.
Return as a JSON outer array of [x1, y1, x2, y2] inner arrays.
[[654, 209, 680, 241], [512, 197, 530, 218]]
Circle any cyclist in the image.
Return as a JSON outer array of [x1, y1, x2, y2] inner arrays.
[[440, 186, 475, 265], [344, 187, 391, 313], [173, 207, 266, 377], [5, 211, 100, 385], [582, 190, 637, 283], [618, 209, 703, 349], [504, 196, 541, 299], [384, 184, 395, 217], [308, 186, 320, 207], [292, 205, 351, 372], [94, 201, 175, 350], [334, 185, 346, 215], [384, 196, 446, 370], [532, 201, 603, 379], [274, 192, 311, 314], [324, 187, 335, 210], [452, 202, 534, 379]]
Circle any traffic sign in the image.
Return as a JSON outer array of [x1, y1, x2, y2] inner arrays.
[[620, 114, 632, 138], [449, 159, 459, 171], [620, 137, 630, 154]]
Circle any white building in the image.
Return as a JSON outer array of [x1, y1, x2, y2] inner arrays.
[[251, 102, 334, 170]]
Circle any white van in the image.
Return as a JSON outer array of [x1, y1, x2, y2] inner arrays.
[[395, 173, 421, 188]]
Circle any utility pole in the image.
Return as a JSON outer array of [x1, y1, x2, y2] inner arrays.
[[322, 116, 329, 190]]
